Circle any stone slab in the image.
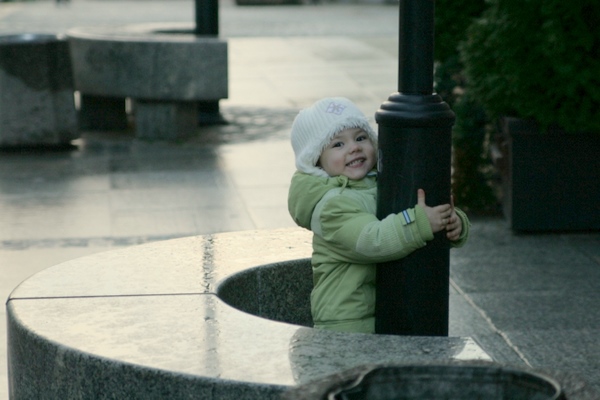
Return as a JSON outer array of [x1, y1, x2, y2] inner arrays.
[[8, 229, 312, 298], [7, 295, 489, 395], [7, 228, 493, 399], [67, 23, 228, 101], [0, 34, 78, 147]]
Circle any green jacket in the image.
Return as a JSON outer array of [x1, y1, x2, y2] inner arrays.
[[288, 171, 470, 333]]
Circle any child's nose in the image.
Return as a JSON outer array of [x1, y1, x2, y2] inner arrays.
[[349, 141, 362, 152]]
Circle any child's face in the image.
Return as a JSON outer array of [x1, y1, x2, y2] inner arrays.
[[318, 127, 376, 180]]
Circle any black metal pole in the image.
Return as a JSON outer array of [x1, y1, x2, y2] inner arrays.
[[194, 0, 225, 125], [194, 0, 219, 35], [374, 0, 455, 336]]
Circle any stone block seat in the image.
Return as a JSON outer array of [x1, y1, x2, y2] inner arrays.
[[8, 228, 580, 399], [0, 34, 78, 147], [67, 23, 228, 139]]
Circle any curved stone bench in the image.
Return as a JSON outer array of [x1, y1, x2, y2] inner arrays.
[[6, 228, 518, 399], [67, 23, 228, 138]]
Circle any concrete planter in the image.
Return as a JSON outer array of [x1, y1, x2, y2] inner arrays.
[[495, 117, 600, 232]]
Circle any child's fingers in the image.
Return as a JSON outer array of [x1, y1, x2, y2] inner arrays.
[[417, 189, 426, 207], [447, 230, 459, 241], [433, 204, 452, 215], [445, 218, 462, 241]]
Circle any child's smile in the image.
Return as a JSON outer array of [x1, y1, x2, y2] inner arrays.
[[347, 157, 366, 166], [318, 127, 377, 180]]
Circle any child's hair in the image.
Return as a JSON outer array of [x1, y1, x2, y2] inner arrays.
[[290, 97, 377, 178]]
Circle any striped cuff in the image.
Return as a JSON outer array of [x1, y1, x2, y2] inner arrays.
[[400, 209, 416, 225]]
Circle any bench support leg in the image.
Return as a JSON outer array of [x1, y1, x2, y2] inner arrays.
[[134, 100, 197, 140], [79, 94, 128, 131]]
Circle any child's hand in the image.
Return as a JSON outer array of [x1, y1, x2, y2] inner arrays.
[[446, 195, 463, 241], [417, 189, 452, 233]]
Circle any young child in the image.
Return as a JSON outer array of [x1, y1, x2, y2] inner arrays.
[[288, 97, 470, 334]]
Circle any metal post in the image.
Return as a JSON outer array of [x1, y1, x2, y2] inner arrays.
[[374, 0, 455, 336], [194, 0, 225, 125], [194, 0, 219, 35]]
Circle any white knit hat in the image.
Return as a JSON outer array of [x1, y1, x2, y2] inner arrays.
[[290, 97, 377, 177]]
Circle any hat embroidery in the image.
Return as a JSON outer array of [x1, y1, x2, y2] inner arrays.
[[325, 102, 346, 115]]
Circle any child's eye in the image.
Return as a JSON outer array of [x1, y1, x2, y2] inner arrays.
[[356, 135, 368, 142], [332, 141, 343, 148]]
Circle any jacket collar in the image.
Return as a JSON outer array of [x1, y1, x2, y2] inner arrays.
[[331, 170, 377, 190]]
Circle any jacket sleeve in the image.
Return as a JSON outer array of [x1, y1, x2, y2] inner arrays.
[[450, 207, 470, 248], [314, 194, 434, 264]]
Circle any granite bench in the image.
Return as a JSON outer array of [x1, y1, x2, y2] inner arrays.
[[8, 228, 584, 399], [0, 34, 78, 147], [67, 23, 228, 139], [6, 229, 500, 400]]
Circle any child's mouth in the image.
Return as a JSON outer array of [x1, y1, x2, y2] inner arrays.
[[347, 158, 366, 167]]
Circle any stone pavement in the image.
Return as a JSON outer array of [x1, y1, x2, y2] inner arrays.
[[1, 0, 599, 398]]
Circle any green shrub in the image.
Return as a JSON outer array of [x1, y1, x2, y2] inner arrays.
[[435, 0, 495, 214], [434, 0, 486, 106], [435, 0, 487, 64], [451, 92, 498, 214], [461, 0, 600, 133]]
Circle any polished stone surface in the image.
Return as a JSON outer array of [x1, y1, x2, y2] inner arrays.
[[8, 295, 487, 387], [7, 229, 492, 399], [9, 229, 313, 299]]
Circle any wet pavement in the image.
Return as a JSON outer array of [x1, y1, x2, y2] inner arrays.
[[1, 0, 600, 398]]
